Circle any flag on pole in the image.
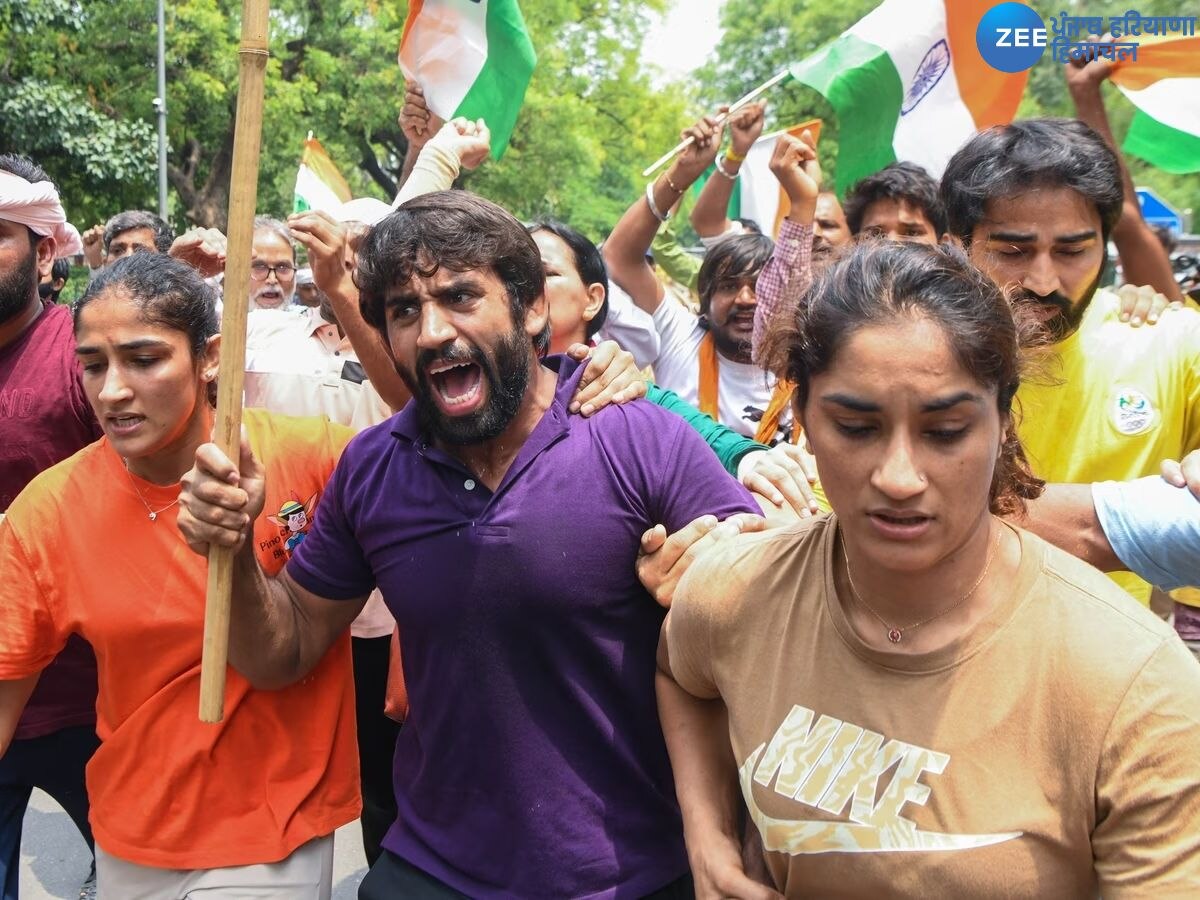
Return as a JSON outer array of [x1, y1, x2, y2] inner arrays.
[[1111, 34, 1200, 175], [399, 0, 537, 159], [788, 0, 1027, 195], [294, 134, 352, 214]]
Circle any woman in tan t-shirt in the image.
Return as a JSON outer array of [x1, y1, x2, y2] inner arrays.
[[658, 240, 1200, 899]]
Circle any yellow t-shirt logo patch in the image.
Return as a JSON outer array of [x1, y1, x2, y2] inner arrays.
[[1112, 389, 1156, 436]]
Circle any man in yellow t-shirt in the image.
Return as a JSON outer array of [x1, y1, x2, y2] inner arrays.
[[942, 118, 1200, 616]]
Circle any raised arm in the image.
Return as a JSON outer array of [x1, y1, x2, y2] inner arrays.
[[604, 115, 725, 315], [1065, 38, 1182, 301], [288, 120, 491, 412], [288, 211, 411, 412], [398, 80, 445, 188], [690, 102, 766, 239], [392, 117, 491, 209], [177, 435, 366, 689], [752, 131, 820, 365]]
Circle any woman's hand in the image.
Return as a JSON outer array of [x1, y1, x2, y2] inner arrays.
[[689, 831, 783, 900]]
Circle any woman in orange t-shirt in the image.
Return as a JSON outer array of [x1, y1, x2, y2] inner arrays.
[[0, 253, 359, 897]]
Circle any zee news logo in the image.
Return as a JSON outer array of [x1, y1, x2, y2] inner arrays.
[[976, 2, 1054, 72], [994, 25, 1047, 48], [977, 2, 1196, 73]]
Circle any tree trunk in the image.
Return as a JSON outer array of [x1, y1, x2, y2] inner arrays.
[[168, 129, 235, 229]]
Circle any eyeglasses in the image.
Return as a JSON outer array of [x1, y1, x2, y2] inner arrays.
[[250, 262, 297, 281]]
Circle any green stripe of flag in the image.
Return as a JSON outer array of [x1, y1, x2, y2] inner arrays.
[[453, 0, 537, 159], [789, 35, 903, 196], [1124, 109, 1200, 175]]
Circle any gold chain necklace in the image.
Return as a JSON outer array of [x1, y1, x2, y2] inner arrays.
[[122, 460, 180, 522], [838, 527, 999, 644]]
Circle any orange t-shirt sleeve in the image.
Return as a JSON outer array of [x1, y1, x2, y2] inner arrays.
[[1093, 636, 1200, 896], [0, 517, 68, 679]]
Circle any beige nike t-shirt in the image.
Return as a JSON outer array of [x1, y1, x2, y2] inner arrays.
[[661, 515, 1200, 898]]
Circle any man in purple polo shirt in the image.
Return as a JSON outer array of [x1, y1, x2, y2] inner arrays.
[[178, 190, 760, 898]]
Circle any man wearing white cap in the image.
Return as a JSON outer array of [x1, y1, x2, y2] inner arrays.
[[0, 154, 101, 900], [294, 266, 321, 308]]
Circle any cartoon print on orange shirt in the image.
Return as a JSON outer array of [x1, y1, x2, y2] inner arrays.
[[267, 491, 320, 557]]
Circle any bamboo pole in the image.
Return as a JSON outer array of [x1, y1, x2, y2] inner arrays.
[[199, 0, 270, 723], [641, 68, 792, 178]]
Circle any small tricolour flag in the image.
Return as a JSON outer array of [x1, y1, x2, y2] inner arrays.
[[294, 134, 352, 214], [724, 120, 823, 238], [788, 0, 1027, 195], [1111, 33, 1200, 175], [399, 0, 537, 159]]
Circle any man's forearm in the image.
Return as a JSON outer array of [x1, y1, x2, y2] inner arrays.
[[690, 163, 737, 238], [1013, 483, 1123, 572], [329, 287, 411, 412], [398, 139, 425, 189], [603, 184, 672, 315], [753, 219, 813, 365], [1069, 81, 1182, 300], [228, 547, 316, 690]]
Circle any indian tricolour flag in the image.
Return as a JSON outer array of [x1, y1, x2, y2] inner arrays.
[[1111, 33, 1200, 174], [399, 0, 536, 159], [789, 0, 1027, 195], [294, 135, 352, 214]]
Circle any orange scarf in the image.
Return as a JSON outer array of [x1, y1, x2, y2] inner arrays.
[[758, 379, 800, 445], [698, 332, 721, 419], [698, 333, 799, 444]]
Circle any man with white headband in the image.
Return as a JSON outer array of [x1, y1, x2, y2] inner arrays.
[[0, 154, 101, 900]]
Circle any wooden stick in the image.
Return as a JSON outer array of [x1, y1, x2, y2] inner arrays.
[[199, 0, 271, 724], [641, 68, 792, 178]]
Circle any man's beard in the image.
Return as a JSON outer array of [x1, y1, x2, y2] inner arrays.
[[0, 243, 38, 324], [702, 304, 756, 363], [399, 324, 532, 446], [709, 321, 752, 362], [1015, 271, 1102, 343]]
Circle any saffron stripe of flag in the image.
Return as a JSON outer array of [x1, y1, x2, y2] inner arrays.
[[294, 136, 352, 214]]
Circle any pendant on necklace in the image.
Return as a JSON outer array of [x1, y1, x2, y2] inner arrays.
[[887, 628, 903, 644], [148, 512, 157, 521]]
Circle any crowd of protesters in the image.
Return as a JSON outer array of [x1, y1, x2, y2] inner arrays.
[[0, 42, 1198, 900]]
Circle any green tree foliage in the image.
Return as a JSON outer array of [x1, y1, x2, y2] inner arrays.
[[701, 0, 1198, 220], [0, 0, 688, 246]]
